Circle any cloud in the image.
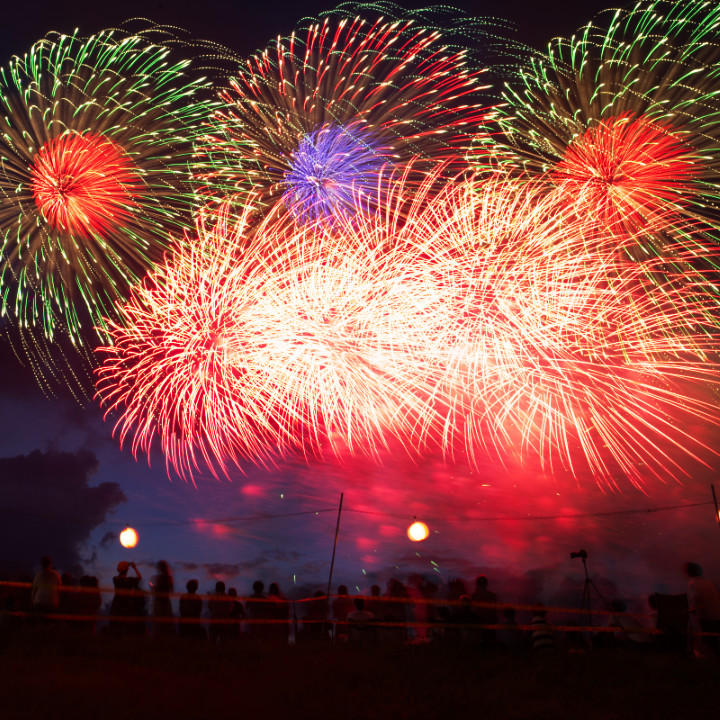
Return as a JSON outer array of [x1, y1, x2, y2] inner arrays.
[[99, 531, 117, 550], [175, 561, 200, 572], [0, 448, 126, 576], [202, 562, 243, 579]]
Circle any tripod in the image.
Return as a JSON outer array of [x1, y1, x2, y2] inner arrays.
[[578, 555, 605, 627]]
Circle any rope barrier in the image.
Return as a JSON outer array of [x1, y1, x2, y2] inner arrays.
[[2, 579, 717, 640]]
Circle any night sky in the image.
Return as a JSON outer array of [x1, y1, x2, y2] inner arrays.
[[1, 0, 718, 619]]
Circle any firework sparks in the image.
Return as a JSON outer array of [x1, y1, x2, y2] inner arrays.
[[429, 178, 720, 487], [282, 122, 389, 227], [30, 132, 141, 239], [489, 0, 720, 262], [551, 115, 698, 240], [95, 192, 450, 480], [97, 171, 720, 487], [0, 27, 215, 380], [194, 3, 498, 230]]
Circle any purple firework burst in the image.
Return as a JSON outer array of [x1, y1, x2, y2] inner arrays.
[[283, 122, 389, 227]]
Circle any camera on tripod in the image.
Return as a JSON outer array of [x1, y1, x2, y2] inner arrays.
[[570, 549, 603, 625]]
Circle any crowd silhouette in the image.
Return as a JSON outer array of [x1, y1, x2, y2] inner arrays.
[[2, 556, 720, 658]]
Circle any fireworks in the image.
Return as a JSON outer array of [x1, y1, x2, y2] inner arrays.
[[95, 193, 452, 479], [493, 0, 720, 258], [0, 28, 214, 350], [387, 175, 720, 487], [282, 122, 389, 227], [96, 171, 720, 486], [1, 4, 712, 489], [29, 132, 141, 240], [194, 2, 497, 229], [96, 205, 278, 479], [551, 115, 698, 240]]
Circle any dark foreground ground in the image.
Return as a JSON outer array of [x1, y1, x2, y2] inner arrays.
[[2, 631, 718, 720]]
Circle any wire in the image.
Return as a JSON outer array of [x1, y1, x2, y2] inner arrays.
[[0, 500, 713, 529], [342, 501, 716, 524]]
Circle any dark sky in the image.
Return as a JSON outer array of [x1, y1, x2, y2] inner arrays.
[[1, 0, 719, 618], [0, 0, 612, 59]]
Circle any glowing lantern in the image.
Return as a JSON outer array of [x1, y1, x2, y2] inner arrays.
[[407, 520, 429, 542], [119, 527, 139, 548]]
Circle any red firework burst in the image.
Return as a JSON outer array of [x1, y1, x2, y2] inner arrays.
[[95, 191, 451, 480], [551, 115, 699, 238], [194, 9, 496, 229], [97, 172, 720, 487], [30, 132, 141, 239]]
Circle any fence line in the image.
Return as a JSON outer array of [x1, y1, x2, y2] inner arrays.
[[1, 577, 649, 618], [2, 578, 715, 642]]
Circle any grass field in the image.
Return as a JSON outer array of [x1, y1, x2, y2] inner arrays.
[[1, 628, 717, 720]]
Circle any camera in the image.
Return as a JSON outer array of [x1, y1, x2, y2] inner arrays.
[[570, 549, 588, 560]]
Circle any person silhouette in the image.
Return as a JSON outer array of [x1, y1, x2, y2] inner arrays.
[[331, 585, 355, 642], [301, 591, 328, 642], [179, 579, 205, 640], [453, 595, 480, 643], [208, 581, 232, 643], [529, 603, 556, 652], [77, 575, 101, 635], [267, 582, 290, 644], [31, 556, 61, 622], [227, 588, 245, 641], [150, 560, 175, 637], [110, 560, 145, 636], [248, 580, 270, 640], [472, 575, 499, 647], [497, 606, 526, 651], [366, 584, 384, 620], [685, 562, 720, 656], [348, 597, 376, 645]]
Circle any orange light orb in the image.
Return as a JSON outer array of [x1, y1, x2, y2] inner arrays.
[[407, 520, 429, 542], [119, 527, 139, 549]]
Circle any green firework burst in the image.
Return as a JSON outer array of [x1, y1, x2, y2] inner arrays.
[[0, 27, 215, 354], [488, 0, 720, 264]]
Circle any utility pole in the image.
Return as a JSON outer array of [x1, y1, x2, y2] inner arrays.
[[322, 492, 344, 640]]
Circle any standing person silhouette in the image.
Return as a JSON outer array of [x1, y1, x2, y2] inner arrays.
[[31, 556, 61, 621], [529, 603, 557, 652], [685, 562, 720, 656], [77, 575, 102, 635], [179, 579, 205, 639], [472, 575, 499, 647], [208, 581, 232, 643], [150, 560, 175, 637], [331, 585, 355, 643], [227, 588, 245, 641], [110, 561, 144, 636], [267, 582, 290, 644], [248, 580, 271, 640]]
